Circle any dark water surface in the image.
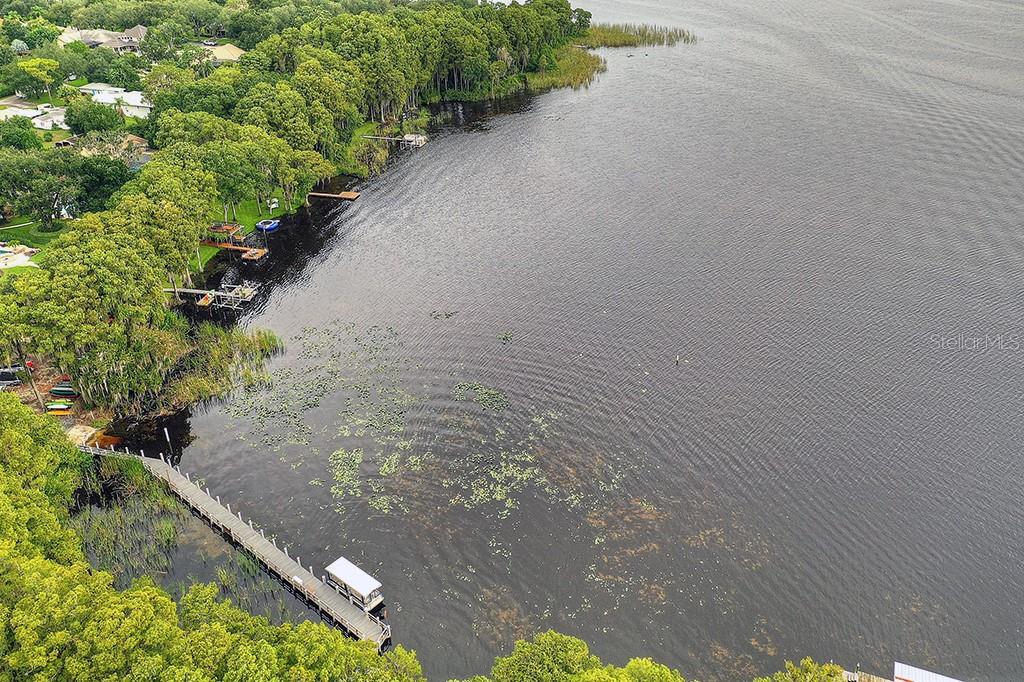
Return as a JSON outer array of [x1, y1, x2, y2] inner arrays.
[[148, 0, 1024, 679]]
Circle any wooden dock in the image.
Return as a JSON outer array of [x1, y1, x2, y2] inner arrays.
[[78, 445, 392, 649], [164, 284, 258, 309], [200, 240, 267, 261], [307, 191, 360, 201]]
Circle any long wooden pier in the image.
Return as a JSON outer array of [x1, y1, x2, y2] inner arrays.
[[79, 445, 391, 649], [307, 191, 360, 201]]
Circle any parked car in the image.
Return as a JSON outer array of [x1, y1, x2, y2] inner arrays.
[[0, 371, 22, 387]]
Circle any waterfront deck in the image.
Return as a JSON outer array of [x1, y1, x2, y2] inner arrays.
[[78, 445, 391, 649]]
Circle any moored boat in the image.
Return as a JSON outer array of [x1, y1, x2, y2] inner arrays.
[[255, 219, 280, 232]]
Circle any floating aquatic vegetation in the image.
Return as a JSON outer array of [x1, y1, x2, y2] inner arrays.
[[452, 382, 510, 411], [328, 448, 363, 498], [429, 310, 457, 320], [221, 321, 635, 530]]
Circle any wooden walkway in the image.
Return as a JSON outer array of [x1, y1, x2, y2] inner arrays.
[[79, 445, 391, 649], [200, 241, 267, 260], [307, 191, 360, 201]]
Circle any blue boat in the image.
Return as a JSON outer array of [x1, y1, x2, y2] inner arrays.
[[255, 219, 280, 232]]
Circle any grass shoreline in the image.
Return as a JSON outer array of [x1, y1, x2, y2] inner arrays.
[[581, 22, 697, 48]]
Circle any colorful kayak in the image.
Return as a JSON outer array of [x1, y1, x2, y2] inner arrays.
[[49, 386, 79, 398], [255, 219, 280, 232]]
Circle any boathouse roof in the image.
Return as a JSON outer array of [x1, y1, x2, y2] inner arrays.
[[325, 556, 382, 598]]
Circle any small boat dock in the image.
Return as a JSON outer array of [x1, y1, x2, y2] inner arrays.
[[165, 283, 258, 309], [360, 133, 427, 148], [200, 240, 268, 261], [78, 444, 392, 649], [204, 223, 268, 260]]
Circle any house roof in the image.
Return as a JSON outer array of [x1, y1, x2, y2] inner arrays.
[[204, 43, 246, 62], [59, 27, 120, 46], [58, 26, 146, 47], [0, 107, 42, 121], [324, 556, 381, 598], [79, 82, 125, 93], [122, 24, 147, 40], [100, 39, 136, 50], [93, 90, 151, 109]]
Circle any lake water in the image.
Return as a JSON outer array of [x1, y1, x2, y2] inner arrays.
[[139, 0, 1024, 679]]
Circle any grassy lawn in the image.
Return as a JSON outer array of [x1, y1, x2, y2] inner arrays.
[[191, 192, 291, 273], [189, 244, 222, 272], [0, 217, 63, 250], [0, 265, 39, 278], [208, 192, 290, 236], [67, 77, 88, 86], [23, 93, 68, 107], [35, 128, 72, 147]]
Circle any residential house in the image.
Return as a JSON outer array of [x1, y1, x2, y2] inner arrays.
[[79, 82, 126, 97], [203, 43, 246, 65], [92, 90, 153, 119], [33, 109, 68, 130], [57, 132, 155, 168], [57, 25, 147, 53]]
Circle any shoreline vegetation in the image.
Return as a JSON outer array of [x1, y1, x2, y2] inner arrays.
[[581, 23, 698, 48]]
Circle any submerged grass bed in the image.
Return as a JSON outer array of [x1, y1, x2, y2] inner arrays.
[[581, 23, 697, 48], [73, 457, 312, 624], [72, 457, 189, 586]]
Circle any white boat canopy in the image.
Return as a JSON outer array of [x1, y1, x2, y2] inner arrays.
[[894, 662, 964, 682], [324, 556, 382, 599]]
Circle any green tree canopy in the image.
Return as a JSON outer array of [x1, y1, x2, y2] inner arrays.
[[64, 96, 125, 135], [0, 115, 41, 150]]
